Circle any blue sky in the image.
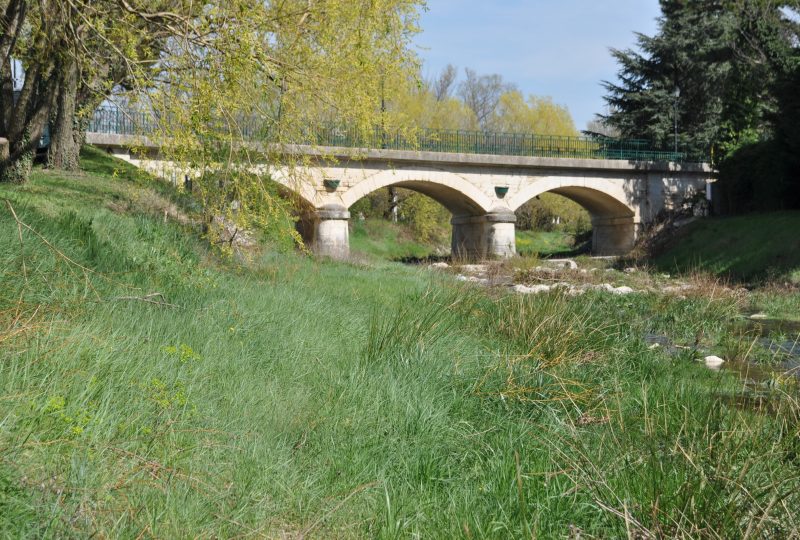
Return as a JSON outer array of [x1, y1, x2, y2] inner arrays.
[[415, 0, 662, 130]]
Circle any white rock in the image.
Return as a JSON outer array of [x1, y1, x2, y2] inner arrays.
[[513, 284, 551, 294], [456, 275, 487, 283], [703, 355, 725, 369], [460, 264, 488, 274], [623, 267, 637, 274], [548, 258, 578, 270], [429, 262, 450, 269], [749, 313, 769, 320], [612, 286, 635, 295], [583, 283, 636, 295]]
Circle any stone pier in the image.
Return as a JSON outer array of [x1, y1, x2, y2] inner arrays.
[[313, 205, 350, 259], [451, 211, 517, 260], [591, 216, 636, 255]]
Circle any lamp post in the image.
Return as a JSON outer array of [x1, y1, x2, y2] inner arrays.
[[673, 87, 680, 155]]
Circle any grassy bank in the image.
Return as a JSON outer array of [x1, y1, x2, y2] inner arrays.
[[516, 229, 585, 257], [349, 218, 445, 261], [655, 212, 800, 283], [1, 150, 799, 538]]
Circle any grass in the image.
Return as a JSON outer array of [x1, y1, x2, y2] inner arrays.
[[516, 229, 587, 257], [0, 148, 799, 537], [655, 211, 800, 283], [350, 218, 585, 261], [349, 218, 446, 261]]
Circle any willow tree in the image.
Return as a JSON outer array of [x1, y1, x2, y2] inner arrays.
[[1, 0, 65, 182], [134, 0, 424, 246], [1, 0, 424, 246], [487, 91, 578, 135]]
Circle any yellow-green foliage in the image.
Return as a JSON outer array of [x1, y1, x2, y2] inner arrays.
[[517, 192, 591, 233], [488, 91, 579, 135], [391, 81, 479, 130], [132, 0, 425, 251], [400, 192, 451, 243]]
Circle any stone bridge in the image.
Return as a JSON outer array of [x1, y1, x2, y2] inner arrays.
[[87, 131, 713, 260]]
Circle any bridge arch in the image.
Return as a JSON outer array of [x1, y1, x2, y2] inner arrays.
[[508, 177, 637, 255], [339, 166, 494, 217], [266, 166, 321, 210]]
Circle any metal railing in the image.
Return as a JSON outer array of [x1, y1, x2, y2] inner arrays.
[[312, 125, 685, 162], [88, 107, 155, 135], [87, 107, 688, 162]]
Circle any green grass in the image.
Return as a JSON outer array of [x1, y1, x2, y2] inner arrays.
[[351, 219, 585, 261], [655, 212, 800, 283], [515, 229, 581, 257], [350, 218, 446, 261], [0, 149, 799, 538]]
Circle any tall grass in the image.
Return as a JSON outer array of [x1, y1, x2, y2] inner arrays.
[[0, 150, 798, 537]]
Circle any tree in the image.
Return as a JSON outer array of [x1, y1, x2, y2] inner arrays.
[[585, 115, 621, 138], [602, 0, 798, 161], [1, 0, 425, 251], [457, 68, 516, 129], [390, 76, 478, 131], [487, 91, 578, 135], [1, 0, 65, 182], [45, 1, 182, 171], [0, 0, 202, 180], [430, 64, 457, 102], [602, 1, 735, 158]]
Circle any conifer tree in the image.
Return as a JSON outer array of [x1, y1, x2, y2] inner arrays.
[[602, 0, 797, 162]]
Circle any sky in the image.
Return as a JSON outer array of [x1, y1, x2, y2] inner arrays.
[[415, 0, 663, 130]]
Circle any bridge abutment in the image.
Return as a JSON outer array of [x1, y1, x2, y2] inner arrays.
[[313, 205, 350, 259], [451, 211, 517, 260]]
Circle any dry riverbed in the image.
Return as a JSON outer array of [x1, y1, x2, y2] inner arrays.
[[431, 256, 749, 299], [430, 257, 800, 382]]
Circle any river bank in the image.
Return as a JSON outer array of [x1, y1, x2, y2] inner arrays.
[[1, 150, 798, 537]]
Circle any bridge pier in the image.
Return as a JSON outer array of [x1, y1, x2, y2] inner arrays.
[[591, 216, 635, 255], [451, 211, 516, 260], [313, 205, 350, 259]]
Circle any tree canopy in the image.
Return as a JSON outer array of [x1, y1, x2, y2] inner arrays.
[[602, 0, 799, 161], [0, 0, 424, 183]]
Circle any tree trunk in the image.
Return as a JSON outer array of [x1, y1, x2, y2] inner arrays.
[[47, 63, 81, 171], [0, 133, 33, 183], [0, 56, 59, 183], [388, 186, 399, 223]]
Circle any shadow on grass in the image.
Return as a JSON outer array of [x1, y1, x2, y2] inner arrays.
[[651, 212, 800, 284], [391, 254, 452, 265]]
